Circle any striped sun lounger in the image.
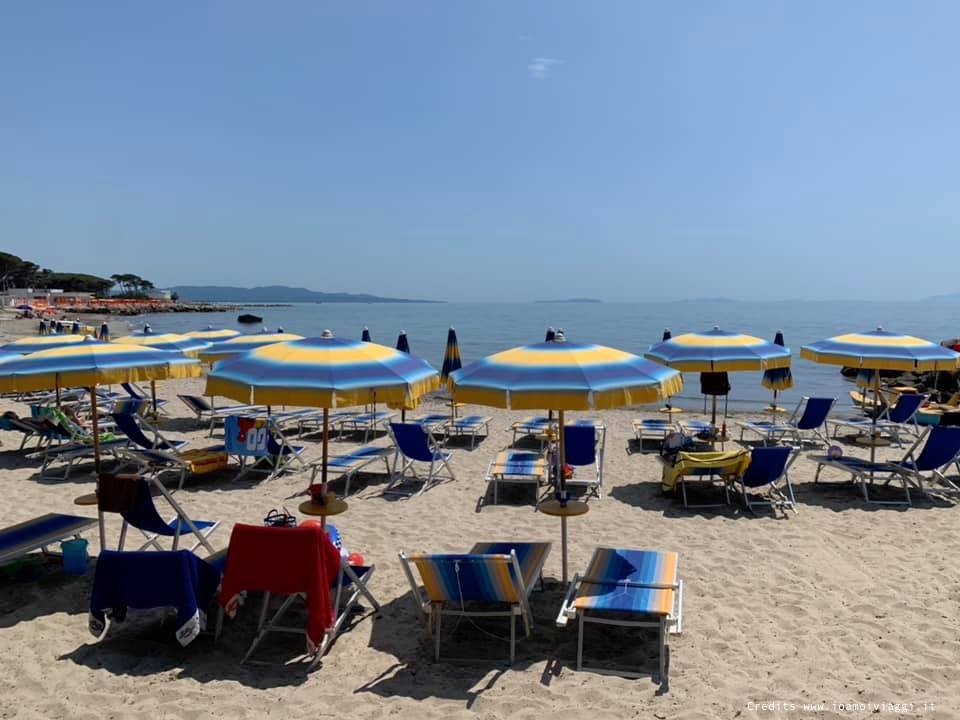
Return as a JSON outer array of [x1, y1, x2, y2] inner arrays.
[[335, 411, 397, 443], [633, 418, 677, 444], [557, 547, 683, 683], [445, 414, 492, 449], [486, 450, 547, 504], [308, 444, 395, 496], [0, 513, 98, 565], [399, 540, 551, 664]]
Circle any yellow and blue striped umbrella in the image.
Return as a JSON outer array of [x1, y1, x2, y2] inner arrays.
[[761, 331, 794, 391], [114, 329, 212, 357], [801, 327, 960, 371], [184, 326, 241, 341], [198, 331, 304, 363], [0, 334, 103, 354], [449, 340, 683, 411], [645, 326, 792, 372], [440, 327, 462, 383], [205, 330, 439, 408]]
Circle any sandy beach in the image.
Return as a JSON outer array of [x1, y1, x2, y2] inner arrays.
[[1, 360, 958, 720]]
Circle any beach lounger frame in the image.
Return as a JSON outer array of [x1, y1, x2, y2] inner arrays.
[[0, 513, 98, 566], [556, 547, 683, 683], [399, 543, 550, 664]]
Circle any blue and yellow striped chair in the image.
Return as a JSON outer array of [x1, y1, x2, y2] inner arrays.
[[399, 541, 551, 664], [556, 547, 683, 683]]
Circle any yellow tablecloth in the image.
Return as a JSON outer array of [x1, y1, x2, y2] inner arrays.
[[661, 449, 751, 491]]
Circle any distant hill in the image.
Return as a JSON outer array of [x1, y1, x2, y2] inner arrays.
[[924, 292, 960, 302], [535, 298, 603, 303], [167, 285, 442, 304]]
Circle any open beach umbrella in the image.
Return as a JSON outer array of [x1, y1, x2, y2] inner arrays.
[[1, 334, 105, 355], [646, 326, 791, 426], [802, 328, 960, 466], [361, 327, 372, 342], [207, 330, 438, 516], [761, 330, 794, 416], [198, 331, 303, 363], [184, 326, 241, 341], [450, 337, 682, 581]]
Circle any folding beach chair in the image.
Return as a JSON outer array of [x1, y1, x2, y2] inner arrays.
[[399, 541, 551, 664], [385, 422, 455, 497], [445, 415, 492, 449], [563, 424, 605, 499], [110, 403, 188, 453], [219, 524, 379, 669], [307, 444, 395, 496], [737, 397, 835, 447], [556, 547, 683, 683], [734, 446, 799, 514], [831, 392, 927, 446], [177, 394, 264, 434], [96, 473, 219, 554], [223, 415, 306, 482], [813, 426, 960, 505], [0, 513, 97, 566], [485, 450, 547, 504], [88, 549, 221, 647]]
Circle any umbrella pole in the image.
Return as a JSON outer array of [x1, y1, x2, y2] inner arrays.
[[557, 409, 565, 499], [871, 371, 880, 472], [321, 407, 329, 528], [90, 385, 101, 474], [150, 379, 157, 417], [55, 375, 61, 408], [711, 395, 717, 426]]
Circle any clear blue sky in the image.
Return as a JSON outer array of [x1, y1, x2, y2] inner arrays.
[[2, 2, 958, 302]]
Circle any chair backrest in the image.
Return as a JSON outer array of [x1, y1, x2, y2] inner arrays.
[[888, 393, 926, 423], [224, 416, 272, 457], [121, 383, 146, 400], [179, 394, 212, 413], [410, 554, 521, 604], [563, 425, 597, 466], [110, 411, 168, 451], [391, 422, 434, 462], [797, 397, 834, 429], [741, 447, 792, 488], [97, 474, 176, 537], [914, 426, 960, 471]]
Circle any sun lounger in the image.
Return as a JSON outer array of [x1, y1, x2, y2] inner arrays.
[[813, 426, 960, 505], [334, 410, 397, 443], [734, 446, 798, 513], [295, 409, 360, 438], [0, 513, 98, 565], [486, 450, 547, 504], [119, 445, 229, 490], [510, 416, 551, 445], [677, 419, 712, 436], [30, 438, 130, 480], [632, 418, 677, 450], [556, 547, 683, 682], [445, 414, 491, 449], [0, 412, 54, 450], [737, 397, 835, 446], [177, 394, 265, 435], [831, 393, 927, 446], [307, 445, 395, 496], [399, 541, 551, 663]]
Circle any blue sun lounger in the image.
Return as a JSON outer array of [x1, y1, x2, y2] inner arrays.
[[399, 541, 551, 664], [335, 410, 397, 443], [0, 513, 98, 565], [486, 450, 547, 504], [556, 547, 683, 683], [307, 444, 395, 496], [177, 394, 265, 435], [445, 414, 492, 449], [737, 397, 835, 446], [632, 418, 677, 449]]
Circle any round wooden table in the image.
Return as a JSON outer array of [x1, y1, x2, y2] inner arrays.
[[298, 494, 348, 524], [74, 492, 98, 506], [538, 498, 589, 584]]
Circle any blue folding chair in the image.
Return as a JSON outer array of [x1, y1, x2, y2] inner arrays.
[[738, 397, 835, 446], [563, 424, 605, 499], [734, 446, 798, 513], [831, 393, 927, 446], [386, 422, 455, 496], [110, 405, 188, 453]]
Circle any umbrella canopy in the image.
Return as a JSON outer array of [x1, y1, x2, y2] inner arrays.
[[198, 332, 304, 363], [645, 327, 792, 372], [113, 330, 212, 356], [205, 331, 439, 407], [800, 328, 960, 371], [184, 326, 241, 340], [0, 334, 105, 354], [440, 327, 462, 383], [762, 331, 794, 391], [361, 326, 372, 342], [396, 331, 410, 354], [449, 341, 683, 410]]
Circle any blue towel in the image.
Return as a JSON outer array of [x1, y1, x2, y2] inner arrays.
[[89, 550, 221, 646]]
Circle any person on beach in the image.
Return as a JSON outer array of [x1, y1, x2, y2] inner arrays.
[[38, 319, 47, 336], [99, 322, 109, 340]]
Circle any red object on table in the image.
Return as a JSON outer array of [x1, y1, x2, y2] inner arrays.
[[219, 523, 341, 653]]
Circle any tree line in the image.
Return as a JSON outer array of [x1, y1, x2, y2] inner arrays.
[[0, 252, 157, 298]]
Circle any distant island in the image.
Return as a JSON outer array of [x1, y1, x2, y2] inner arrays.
[[167, 285, 443, 304], [535, 298, 603, 304]]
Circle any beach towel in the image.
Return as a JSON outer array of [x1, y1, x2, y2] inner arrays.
[[89, 550, 221, 646], [219, 524, 341, 654]]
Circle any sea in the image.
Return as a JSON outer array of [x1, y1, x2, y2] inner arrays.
[[138, 299, 960, 412]]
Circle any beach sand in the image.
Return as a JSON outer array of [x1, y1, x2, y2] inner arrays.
[[1, 375, 958, 719]]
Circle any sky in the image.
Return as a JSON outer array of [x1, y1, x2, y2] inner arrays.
[[2, 2, 959, 302]]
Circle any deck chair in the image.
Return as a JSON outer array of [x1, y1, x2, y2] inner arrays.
[[734, 446, 799, 514], [445, 415, 492, 449], [110, 404, 188, 453], [385, 422, 455, 496], [177, 394, 264, 434], [119, 445, 229, 490], [813, 426, 960, 505], [88, 549, 221, 647], [399, 541, 551, 664], [96, 473, 219, 553], [309, 445, 395, 496], [219, 524, 379, 669], [0, 513, 98, 566], [223, 415, 306, 482], [486, 450, 547, 504], [563, 424, 605, 499], [556, 547, 683, 683], [831, 392, 927, 446], [737, 397, 835, 446]]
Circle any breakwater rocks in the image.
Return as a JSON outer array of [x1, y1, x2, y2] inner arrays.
[[59, 303, 230, 316]]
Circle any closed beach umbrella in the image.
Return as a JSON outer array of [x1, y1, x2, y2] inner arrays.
[[198, 331, 303, 363], [762, 330, 794, 416], [361, 326, 372, 342], [440, 327, 463, 422], [395, 331, 410, 354], [646, 326, 791, 426], [1, 334, 104, 355], [802, 328, 960, 466], [545, 327, 556, 342], [184, 326, 241, 341], [207, 330, 438, 518], [662, 328, 672, 341]]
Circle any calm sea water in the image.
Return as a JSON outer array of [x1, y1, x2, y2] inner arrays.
[[138, 300, 960, 411]]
